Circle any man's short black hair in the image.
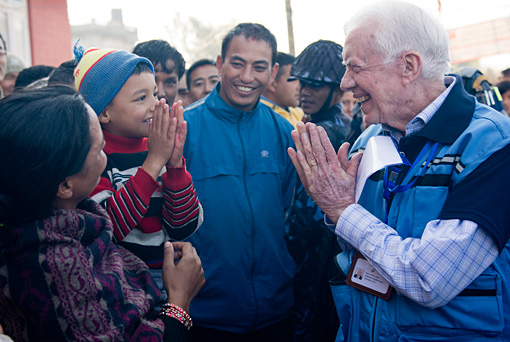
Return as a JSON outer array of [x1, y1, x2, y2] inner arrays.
[[275, 52, 295, 82], [15, 65, 55, 90], [221, 23, 277, 66], [132, 39, 185, 79], [186, 59, 216, 90], [497, 80, 510, 96]]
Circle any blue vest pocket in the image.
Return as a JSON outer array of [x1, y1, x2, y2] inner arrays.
[[396, 271, 503, 336]]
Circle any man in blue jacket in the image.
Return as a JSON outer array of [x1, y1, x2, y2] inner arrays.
[[183, 23, 297, 341], [289, 1, 510, 341]]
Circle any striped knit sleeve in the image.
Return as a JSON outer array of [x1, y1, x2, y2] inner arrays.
[[160, 159, 202, 240], [90, 168, 160, 242]]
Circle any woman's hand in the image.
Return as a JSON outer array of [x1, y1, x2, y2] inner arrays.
[[162, 241, 205, 313]]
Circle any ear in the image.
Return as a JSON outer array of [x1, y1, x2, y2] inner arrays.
[[270, 62, 279, 83], [266, 78, 277, 93], [216, 55, 224, 77], [98, 109, 110, 124], [55, 178, 74, 200], [402, 51, 422, 86]]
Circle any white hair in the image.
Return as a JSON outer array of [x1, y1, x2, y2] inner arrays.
[[344, 0, 450, 80]]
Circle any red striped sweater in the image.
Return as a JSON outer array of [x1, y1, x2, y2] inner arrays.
[[90, 130, 203, 268]]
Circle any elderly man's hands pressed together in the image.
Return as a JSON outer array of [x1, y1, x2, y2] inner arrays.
[[288, 121, 362, 223]]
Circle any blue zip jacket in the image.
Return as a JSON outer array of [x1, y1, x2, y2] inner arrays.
[[332, 75, 510, 341], [183, 84, 297, 333]]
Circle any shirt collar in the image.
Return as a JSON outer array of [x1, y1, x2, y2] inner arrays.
[[385, 74, 475, 144]]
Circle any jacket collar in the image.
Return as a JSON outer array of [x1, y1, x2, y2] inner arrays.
[[411, 74, 476, 144]]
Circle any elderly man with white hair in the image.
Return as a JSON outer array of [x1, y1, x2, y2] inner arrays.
[[288, 1, 510, 341]]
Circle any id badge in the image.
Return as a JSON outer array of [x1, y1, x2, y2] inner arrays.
[[346, 252, 393, 300]]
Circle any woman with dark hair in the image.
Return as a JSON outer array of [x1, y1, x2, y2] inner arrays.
[[0, 86, 204, 342]]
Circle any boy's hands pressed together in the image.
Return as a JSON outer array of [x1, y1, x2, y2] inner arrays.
[[143, 99, 177, 181], [167, 100, 186, 168]]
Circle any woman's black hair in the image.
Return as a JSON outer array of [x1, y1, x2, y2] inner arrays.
[[0, 86, 91, 226], [48, 59, 78, 87]]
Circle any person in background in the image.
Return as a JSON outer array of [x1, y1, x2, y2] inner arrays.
[[340, 91, 356, 118], [289, 40, 351, 152], [133, 40, 185, 105], [499, 68, 510, 82], [74, 47, 203, 308], [289, 1, 510, 340], [496, 80, 510, 114], [1, 54, 26, 97], [176, 71, 192, 107], [0, 33, 7, 97], [186, 59, 220, 104], [261, 52, 303, 129], [183, 23, 297, 342], [286, 40, 352, 342], [0, 86, 204, 342]]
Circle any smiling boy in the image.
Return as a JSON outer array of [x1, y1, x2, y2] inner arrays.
[[74, 48, 203, 302]]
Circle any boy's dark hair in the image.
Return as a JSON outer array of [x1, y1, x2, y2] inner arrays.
[[0, 86, 91, 225], [221, 23, 277, 66], [14, 65, 55, 90], [132, 40, 185, 79], [186, 59, 216, 90], [132, 61, 154, 76], [48, 60, 78, 87], [275, 52, 295, 82]]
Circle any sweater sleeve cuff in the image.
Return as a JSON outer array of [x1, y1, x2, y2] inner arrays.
[[132, 168, 161, 202], [161, 315, 192, 341], [162, 158, 193, 191]]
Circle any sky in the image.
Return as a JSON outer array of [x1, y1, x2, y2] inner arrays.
[[67, 0, 510, 69]]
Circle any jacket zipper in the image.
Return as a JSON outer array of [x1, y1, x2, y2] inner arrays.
[[237, 114, 258, 330]]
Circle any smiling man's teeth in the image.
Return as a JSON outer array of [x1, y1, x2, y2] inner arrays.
[[237, 86, 253, 92], [357, 95, 370, 103]]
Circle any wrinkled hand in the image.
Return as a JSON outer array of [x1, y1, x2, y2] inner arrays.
[[287, 121, 362, 223], [162, 241, 205, 313], [167, 100, 186, 168]]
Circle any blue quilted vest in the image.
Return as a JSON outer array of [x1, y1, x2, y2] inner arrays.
[[331, 76, 510, 341]]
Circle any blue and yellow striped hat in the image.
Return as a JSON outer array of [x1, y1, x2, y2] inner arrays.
[[74, 46, 154, 115]]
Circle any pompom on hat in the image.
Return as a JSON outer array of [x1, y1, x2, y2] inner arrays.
[[73, 43, 154, 115]]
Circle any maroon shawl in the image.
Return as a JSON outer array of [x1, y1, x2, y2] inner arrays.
[[0, 198, 164, 341]]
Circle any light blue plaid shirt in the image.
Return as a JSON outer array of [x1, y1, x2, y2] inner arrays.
[[330, 76, 499, 308]]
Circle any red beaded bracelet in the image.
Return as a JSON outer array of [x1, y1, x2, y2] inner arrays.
[[159, 303, 193, 330]]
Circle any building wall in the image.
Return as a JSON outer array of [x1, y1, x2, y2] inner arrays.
[[449, 17, 510, 65], [0, 0, 31, 66], [27, 0, 72, 66], [71, 9, 138, 52]]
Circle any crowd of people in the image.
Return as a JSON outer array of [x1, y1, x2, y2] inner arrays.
[[1, 0, 510, 341]]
